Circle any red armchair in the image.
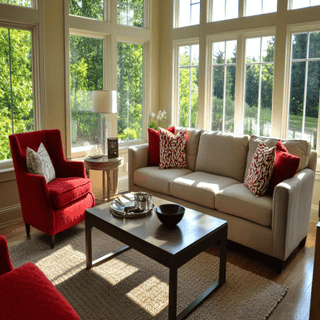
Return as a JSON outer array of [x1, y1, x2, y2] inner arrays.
[[0, 235, 80, 320], [9, 129, 95, 248]]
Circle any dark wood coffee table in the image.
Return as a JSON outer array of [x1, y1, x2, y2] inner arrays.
[[85, 197, 227, 320]]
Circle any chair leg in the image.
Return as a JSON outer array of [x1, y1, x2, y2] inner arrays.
[[51, 235, 55, 249], [25, 223, 30, 237]]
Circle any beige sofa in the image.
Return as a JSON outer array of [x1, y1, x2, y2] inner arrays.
[[128, 128, 317, 271]]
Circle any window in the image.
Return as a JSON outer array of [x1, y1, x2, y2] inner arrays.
[[178, 44, 199, 128], [245, 0, 277, 16], [117, 0, 144, 27], [209, 0, 238, 22], [69, 35, 103, 150], [0, 0, 32, 8], [69, 0, 104, 20], [244, 36, 274, 136], [211, 40, 237, 132], [117, 42, 143, 141], [290, 0, 320, 10], [176, 0, 200, 28], [0, 27, 33, 161], [287, 31, 320, 149]]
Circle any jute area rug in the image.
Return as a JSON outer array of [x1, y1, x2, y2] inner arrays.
[[9, 226, 287, 320]]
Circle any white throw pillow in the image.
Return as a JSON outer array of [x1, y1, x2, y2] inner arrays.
[[26, 143, 56, 183]]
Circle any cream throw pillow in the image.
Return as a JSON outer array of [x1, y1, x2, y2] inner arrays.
[[26, 143, 56, 183]]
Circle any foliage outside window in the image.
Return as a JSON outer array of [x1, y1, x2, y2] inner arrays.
[[70, 35, 103, 149], [117, 0, 144, 28], [0, 27, 33, 161], [288, 31, 320, 149], [117, 42, 143, 142], [290, 0, 320, 10], [178, 44, 199, 128], [69, 0, 104, 20], [211, 40, 237, 132], [176, 0, 200, 28], [245, 0, 277, 16], [210, 0, 238, 22], [244, 36, 274, 136], [0, 0, 32, 7]]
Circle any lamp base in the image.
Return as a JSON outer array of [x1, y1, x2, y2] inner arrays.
[[102, 114, 108, 156]]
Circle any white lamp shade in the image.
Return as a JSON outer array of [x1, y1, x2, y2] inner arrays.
[[92, 90, 117, 114]]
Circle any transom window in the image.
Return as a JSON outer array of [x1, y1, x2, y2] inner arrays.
[[290, 0, 320, 10], [287, 31, 320, 149], [209, 0, 239, 22], [176, 0, 200, 28], [245, 0, 277, 16], [244, 36, 275, 136], [0, 0, 32, 8], [69, 0, 104, 20], [117, 0, 144, 28]]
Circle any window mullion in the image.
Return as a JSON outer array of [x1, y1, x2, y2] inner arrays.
[[189, 66, 192, 128], [257, 38, 263, 135]]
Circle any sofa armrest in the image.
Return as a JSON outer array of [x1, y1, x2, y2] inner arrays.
[[128, 143, 149, 191], [0, 236, 14, 276], [272, 168, 315, 260]]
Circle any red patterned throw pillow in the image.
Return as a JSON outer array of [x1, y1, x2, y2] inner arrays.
[[267, 140, 300, 194], [159, 128, 188, 170], [148, 126, 176, 166], [244, 140, 276, 197]]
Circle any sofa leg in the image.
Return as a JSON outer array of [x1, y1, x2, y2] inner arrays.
[[51, 235, 55, 249], [25, 223, 30, 238], [299, 236, 307, 249]]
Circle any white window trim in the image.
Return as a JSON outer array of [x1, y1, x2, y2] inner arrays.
[[284, 21, 320, 159], [0, 1, 45, 171], [172, 37, 199, 127], [64, 0, 152, 159]]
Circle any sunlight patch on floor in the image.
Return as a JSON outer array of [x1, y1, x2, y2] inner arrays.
[[93, 258, 139, 285], [36, 245, 86, 284], [126, 276, 169, 316]]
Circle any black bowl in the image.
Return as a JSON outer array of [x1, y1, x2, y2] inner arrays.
[[156, 204, 185, 228]]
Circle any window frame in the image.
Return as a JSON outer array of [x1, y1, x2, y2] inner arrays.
[[173, 37, 199, 127], [174, 0, 200, 28], [65, 0, 152, 159], [0, 1, 45, 170], [284, 21, 320, 155]]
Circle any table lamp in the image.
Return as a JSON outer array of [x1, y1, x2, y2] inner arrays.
[[92, 90, 117, 156]]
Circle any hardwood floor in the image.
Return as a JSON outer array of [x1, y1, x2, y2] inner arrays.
[[0, 219, 317, 320]]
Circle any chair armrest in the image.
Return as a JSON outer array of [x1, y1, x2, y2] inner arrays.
[[128, 144, 149, 191], [272, 168, 315, 260], [0, 236, 14, 276], [17, 173, 56, 233], [56, 159, 86, 178]]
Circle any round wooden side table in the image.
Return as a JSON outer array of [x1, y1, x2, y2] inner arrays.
[[84, 156, 124, 203]]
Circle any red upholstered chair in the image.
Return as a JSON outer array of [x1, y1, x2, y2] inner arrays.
[[0, 236, 80, 320], [9, 129, 95, 248]]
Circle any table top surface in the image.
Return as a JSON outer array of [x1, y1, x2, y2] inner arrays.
[[84, 156, 123, 163], [85, 196, 227, 256]]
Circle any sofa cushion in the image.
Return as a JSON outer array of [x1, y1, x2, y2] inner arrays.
[[244, 135, 311, 179], [48, 177, 92, 209], [170, 171, 241, 209], [215, 184, 273, 227], [195, 131, 249, 182], [176, 127, 203, 170], [0, 263, 80, 320], [134, 166, 192, 195]]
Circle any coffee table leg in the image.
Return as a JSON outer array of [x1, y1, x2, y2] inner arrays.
[[86, 216, 93, 270], [169, 267, 178, 320], [219, 229, 227, 285]]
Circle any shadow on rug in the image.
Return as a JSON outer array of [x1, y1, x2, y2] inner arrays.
[[9, 227, 287, 320]]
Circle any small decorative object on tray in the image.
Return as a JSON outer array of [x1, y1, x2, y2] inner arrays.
[[156, 204, 185, 228], [107, 137, 118, 158], [110, 192, 154, 218]]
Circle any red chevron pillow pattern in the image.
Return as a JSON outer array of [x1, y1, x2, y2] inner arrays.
[[159, 128, 188, 170], [244, 140, 276, 197], [267, 140, 300, 194], [148, 126, 176, 166]]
